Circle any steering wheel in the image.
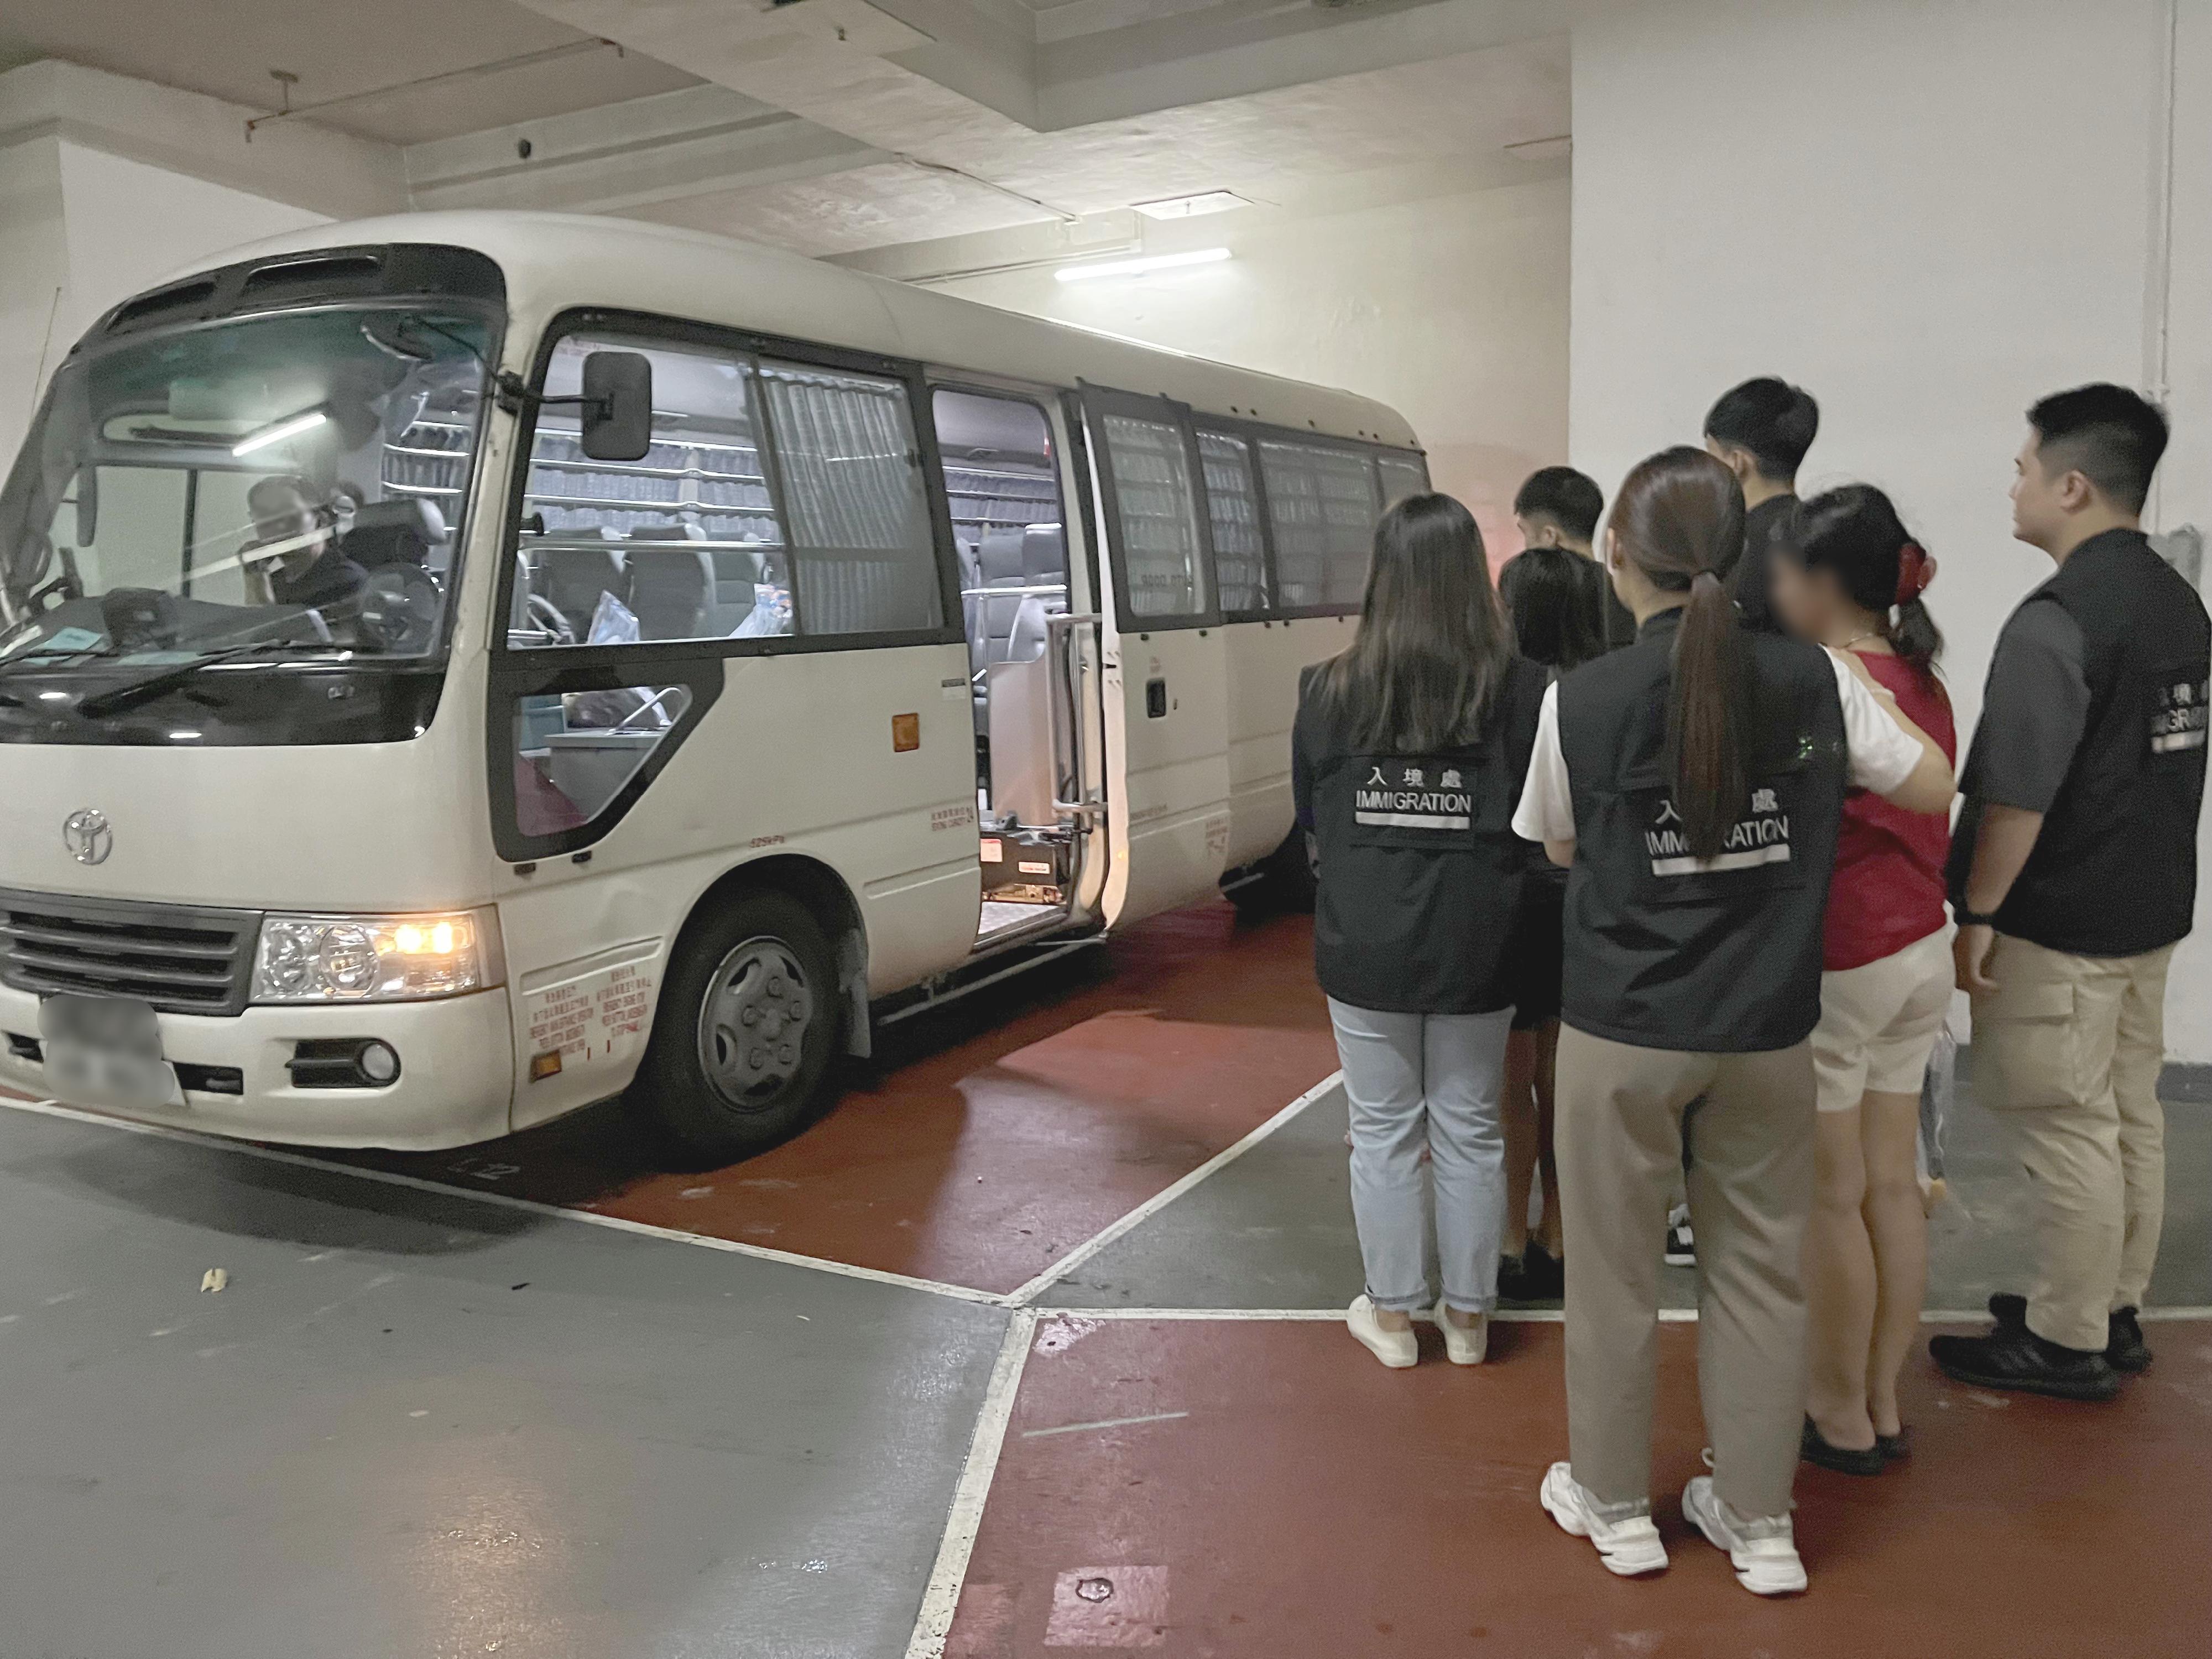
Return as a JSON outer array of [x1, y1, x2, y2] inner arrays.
[[526, 594, 576, 647], [357, 566, 444, 655]]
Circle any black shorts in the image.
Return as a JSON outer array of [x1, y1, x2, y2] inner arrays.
[[1506, 878, 1566, 1031]]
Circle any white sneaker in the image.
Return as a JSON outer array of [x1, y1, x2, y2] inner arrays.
[[1682, 1474, 1807, 1596], [1434, 1299, 1488, 1365], [1348, 1296, 1418, 1368], [1539, 1462, 1668, 1577]]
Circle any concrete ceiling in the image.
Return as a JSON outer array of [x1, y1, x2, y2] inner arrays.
[[14, 0, 1573, 258], [0, 0, 697, 143]]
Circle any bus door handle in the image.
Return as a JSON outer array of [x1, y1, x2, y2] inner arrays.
[[1046, 612, 1106, 821]]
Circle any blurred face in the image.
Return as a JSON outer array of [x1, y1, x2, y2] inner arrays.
[[249, 483, 325, 574], [2010, 430, 2078, 552], [1767, 551, 1840, 641]]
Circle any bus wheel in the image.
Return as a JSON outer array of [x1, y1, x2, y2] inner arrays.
[[630, 889, 842, 1162]]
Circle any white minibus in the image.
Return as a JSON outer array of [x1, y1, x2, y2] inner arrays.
[[0, 212, 1426, 1159]]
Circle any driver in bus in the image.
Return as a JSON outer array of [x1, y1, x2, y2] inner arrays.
[[241, 474, 369, 620]]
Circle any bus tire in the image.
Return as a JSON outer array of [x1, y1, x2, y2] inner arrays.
[[1229, 828, 1317, 917], [629, 888, 843, 1163]]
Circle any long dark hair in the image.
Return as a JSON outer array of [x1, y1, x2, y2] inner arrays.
[[1316, 492, 1510, 752], [1611, 447, 1748, 860], [1499, 545, 1605, 672], [1784, 485, 1944, 677]]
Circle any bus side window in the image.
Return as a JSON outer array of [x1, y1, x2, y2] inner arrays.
[[1099, 411, 1210, 620], [510, 684, 694, 836], [1258, 439, 1380, 611], [1375, 450, 1428, 509], [513, 332, 788, 649], [1196, 429, 1267, 615]]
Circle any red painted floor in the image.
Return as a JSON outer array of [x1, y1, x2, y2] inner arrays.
[[949, 1317, 2212, 1657], [356, 903, 1339, 1295]]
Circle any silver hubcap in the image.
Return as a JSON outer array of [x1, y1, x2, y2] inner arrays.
[[698, 935, 813, 1108]]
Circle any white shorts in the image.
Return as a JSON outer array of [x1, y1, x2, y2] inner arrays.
[[1812, 926, 1954, 1113]]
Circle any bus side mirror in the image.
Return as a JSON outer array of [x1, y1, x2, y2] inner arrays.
[[75, 466, 98, 546], [580, 352, 652, 462]]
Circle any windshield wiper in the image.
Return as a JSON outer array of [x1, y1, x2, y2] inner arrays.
[[0, 640, 119, 683], [74, 641, 328, 718]]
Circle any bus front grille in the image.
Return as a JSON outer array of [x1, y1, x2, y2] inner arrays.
[[0, 891, 260, 1017]]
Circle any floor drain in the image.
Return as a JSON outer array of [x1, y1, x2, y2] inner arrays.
[[1075, 1577, 1114, 1603]]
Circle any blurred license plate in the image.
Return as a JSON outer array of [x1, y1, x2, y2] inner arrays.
[[38, 994, 185, 1110]]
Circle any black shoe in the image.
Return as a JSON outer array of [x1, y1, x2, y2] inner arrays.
[[1875, 1425, 1912, 1462], [1663, 1212, 1695, 1266], [2106, 1307, 2152, 1374], [1498, 1244, 1564, 1304], [1929, 1321, 2121, 1401], [1521, 1241, 1565, 1299], [1801, 1417, 1886, 1476], [1989, 1291, 2027, 1328]]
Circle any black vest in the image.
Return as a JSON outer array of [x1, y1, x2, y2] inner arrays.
[[1297, 656, 1546, 1015], [1554, 611, 1848, 1052], [1953, 530, 2210, 957]]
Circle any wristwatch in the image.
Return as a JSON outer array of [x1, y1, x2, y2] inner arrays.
[[1954, 906, 1998, 927]]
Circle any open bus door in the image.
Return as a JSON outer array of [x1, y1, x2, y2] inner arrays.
[[1075, 384, 1233, 930]]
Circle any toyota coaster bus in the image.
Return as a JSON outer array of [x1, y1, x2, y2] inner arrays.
[[0, 211, 1426, 1159]]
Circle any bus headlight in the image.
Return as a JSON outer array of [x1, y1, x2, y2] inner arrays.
[[251, 910, 503, 1004]]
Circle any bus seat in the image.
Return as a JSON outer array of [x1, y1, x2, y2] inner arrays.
[[343, 498, 448, 569], [1008, 594, 1051, 664], [1020, 523, 1066, 607], [977, 527, 1031, 665], [541, 545, 626, 638], [625, 545, 716, 640]]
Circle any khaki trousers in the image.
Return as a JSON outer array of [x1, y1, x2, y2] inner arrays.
[[1556, 1027, 1814, 1521], [1970, 935, 2174, 1352]]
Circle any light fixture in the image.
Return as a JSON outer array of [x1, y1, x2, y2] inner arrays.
[[1055, 248, 1232, 284], [1132, 191, 1250, 220], [232, 407, 328, 457]]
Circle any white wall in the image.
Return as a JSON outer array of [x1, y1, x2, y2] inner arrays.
[[933, 176, 1572, 571], [1571, 0, 2212, 1062], [0, 137, 329, 468]]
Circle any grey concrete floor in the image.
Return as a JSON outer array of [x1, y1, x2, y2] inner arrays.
[[0, 1109, 1006, 1659], [2, 1064, 2204, 1656]]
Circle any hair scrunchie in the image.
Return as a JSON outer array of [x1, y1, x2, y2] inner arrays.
[[1894, 541, 1932, 606]]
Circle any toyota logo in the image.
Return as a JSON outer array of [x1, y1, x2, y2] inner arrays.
[[62, 809, 112, 867]]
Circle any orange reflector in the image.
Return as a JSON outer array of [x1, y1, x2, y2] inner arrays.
[[529, 1050, 563, 1082], [891, 712, 921, 752]]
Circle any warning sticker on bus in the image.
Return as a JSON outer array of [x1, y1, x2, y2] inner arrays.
[[523, 953, 658, 1079]]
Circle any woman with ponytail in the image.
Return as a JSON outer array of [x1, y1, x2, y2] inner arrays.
[[1768, 486, 1957, 1477], [1511, 449, 1953, 1597]]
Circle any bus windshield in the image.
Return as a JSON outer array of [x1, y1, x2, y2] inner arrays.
[[0, 305, 491, 681]]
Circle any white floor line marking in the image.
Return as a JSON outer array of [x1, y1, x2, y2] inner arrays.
[[1003, 1070, 1343, 1308], [905, 1307, 1036, 1659], [1021, 1410, 1188, 1439], [0, 1096, 1005, 1307], [1065, 1302, 2118, 1329]]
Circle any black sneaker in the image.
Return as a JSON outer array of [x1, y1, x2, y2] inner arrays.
[[1929, 1321, 2121, 1401], [1663, 1207, 1695, 1266], [1801, 1417, 1886, 1476], [1875, 1426, 1911, 1462], [1496, 1251, 1535, 1302], [2106, 1307, 2152, 1374]]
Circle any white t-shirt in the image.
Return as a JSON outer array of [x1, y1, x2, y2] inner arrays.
[[1510, 647, 1924, 846]]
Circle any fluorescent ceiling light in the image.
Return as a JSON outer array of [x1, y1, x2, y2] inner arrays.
[[1056, 248, 1232, 284], [232, 408, 328, 457], [1132, 191, 1250, 221]]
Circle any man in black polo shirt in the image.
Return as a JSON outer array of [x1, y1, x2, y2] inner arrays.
[[1703, 377, 1819, 633], [1514, 465, 1632, 651], [1932, 385, 2209, 1400]]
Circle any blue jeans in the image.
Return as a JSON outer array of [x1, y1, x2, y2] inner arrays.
[[1329, 999, 1513, 1314]]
